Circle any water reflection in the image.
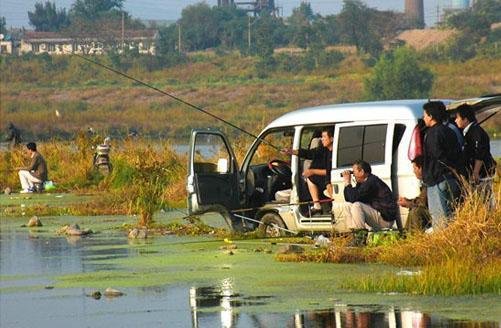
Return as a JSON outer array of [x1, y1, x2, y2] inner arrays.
[[290, 307, 499, 328], [0, 228, 130, 277], [189, 283, 499, 328], [1, 226, 500, 328], [190, 279, 275, 328]]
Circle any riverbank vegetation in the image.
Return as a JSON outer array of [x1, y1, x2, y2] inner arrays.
[[1, 139, 187, 223], [276, 181, 501, 296]]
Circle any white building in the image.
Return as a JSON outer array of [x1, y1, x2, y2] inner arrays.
[[19, 30, 158, 55]]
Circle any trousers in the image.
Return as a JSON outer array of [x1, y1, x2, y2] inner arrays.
[[18, 170, 41, 191]]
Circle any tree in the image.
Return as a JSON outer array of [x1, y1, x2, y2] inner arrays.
[[213, 6, 247, 50], [179, 3, 219, 51], [0, 17, 6, 34], [287, 2, 320, 49], [364, 47, 434, 100], [337, 0, 382, 57], [70, 0, 124, 21], [28, 1, 70, 32]]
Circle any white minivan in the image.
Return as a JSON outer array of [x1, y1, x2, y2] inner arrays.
[[186, 97, 500, 236]]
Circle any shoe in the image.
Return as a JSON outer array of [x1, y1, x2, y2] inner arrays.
[[20, 189, 33, 194], [309, 206, 322, 216], [424, 227, 434, 234]]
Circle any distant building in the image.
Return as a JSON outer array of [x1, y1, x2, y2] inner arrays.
[[219, 0, 278, 16], [0, 34, 15, 55], [18, 30, 158, 56], [405, 0, 424, 28]]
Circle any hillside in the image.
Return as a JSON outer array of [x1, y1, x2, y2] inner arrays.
[[1, 53, 500, 142]]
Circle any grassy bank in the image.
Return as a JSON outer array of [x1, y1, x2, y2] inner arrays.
[[277, 181, 501, 296], [1, 139, 187, 217]]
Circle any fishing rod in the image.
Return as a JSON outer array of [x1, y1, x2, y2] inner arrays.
[[73, 53, 282, 152]]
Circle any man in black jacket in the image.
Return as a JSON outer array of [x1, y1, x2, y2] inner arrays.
[[5, 122, 21, 148], [342, 160, 397, 230], [455, 104, 496, 207], [422, 101, 462, 230]]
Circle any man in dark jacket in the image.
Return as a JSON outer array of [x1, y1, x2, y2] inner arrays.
[[342, 160, 397, 230], [455, 104, 496, 207], [422, 101, 462, 230], [5, 122, 21, 148], [18, 142, 48, 193]]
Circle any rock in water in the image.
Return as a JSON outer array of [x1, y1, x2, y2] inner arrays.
[[58, 224, 92, 236], [128, 228, 147, 239], [27, 216, 42, 227], [104, 287, 124, 297], [90, 291, 101, 299], [276, 244, 304, 255]]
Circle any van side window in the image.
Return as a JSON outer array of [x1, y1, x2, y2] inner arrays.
[[337, 124, 387, 167], [193, 134, 231, 174]]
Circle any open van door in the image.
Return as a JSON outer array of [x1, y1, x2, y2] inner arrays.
[[187, 129, 240, 216], [329, 122, 395, 225], [446, 95, 501, 122]]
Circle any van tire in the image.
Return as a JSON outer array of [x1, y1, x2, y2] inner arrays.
[[258, 213, 287, 237]]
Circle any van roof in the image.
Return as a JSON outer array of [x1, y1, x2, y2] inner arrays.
[[267, 99, 448, 129]]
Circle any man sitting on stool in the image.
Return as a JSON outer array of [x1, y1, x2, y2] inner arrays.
[[342, 160, 397, 230], [18, 142, 47, 193]]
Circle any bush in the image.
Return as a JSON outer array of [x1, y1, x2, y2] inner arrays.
[[364, 47, 434, 100]]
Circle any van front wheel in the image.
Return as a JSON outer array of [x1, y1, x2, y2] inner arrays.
[[258, 213, 287, 237]]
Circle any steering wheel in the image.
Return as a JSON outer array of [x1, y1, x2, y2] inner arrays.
[[268, 159, 292, 178]]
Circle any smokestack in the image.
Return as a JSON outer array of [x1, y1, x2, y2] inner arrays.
[[405, 0, 424, 28]]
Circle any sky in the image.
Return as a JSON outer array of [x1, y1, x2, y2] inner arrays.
[[0, 0, 463, 29]]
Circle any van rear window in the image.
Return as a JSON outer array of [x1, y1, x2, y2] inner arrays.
[[337, 124, 387, 167]]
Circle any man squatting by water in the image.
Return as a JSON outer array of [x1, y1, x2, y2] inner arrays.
[[18, 142, 48, 193]]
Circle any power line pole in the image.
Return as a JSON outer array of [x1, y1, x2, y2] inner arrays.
[[121, 11, 125, 52], [248, 15, 251, 52], [178, 23, 182, 53]]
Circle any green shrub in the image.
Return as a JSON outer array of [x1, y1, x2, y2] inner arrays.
[[364, 47, 434, 100]]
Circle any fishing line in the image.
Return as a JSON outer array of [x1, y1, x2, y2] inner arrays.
[[73, 53, 282, 152]]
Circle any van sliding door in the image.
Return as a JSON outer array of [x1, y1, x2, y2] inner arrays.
[[330, 122, 394, 204]]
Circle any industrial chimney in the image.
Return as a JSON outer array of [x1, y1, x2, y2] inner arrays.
[[405, 0, 425, 28]]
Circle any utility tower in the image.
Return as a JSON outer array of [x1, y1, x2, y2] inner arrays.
[[405, 0, 424, 28], [219, 0, 278, 16]]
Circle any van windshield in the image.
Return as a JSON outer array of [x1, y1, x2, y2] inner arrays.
[[249, 129, 294, 166]]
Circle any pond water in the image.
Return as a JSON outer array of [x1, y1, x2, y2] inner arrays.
[[0, 213, 499, 328]]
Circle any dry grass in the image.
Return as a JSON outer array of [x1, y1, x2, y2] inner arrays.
[[3, 54, 499, 142], [275, 179, 500, 295]]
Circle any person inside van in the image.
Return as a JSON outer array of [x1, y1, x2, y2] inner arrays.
[[398, 155, 431, 232], [342, 160, 397, 231], [282, 127, 333, 215], [422, 101, 462, 231], [454, 104, 496, 207]]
